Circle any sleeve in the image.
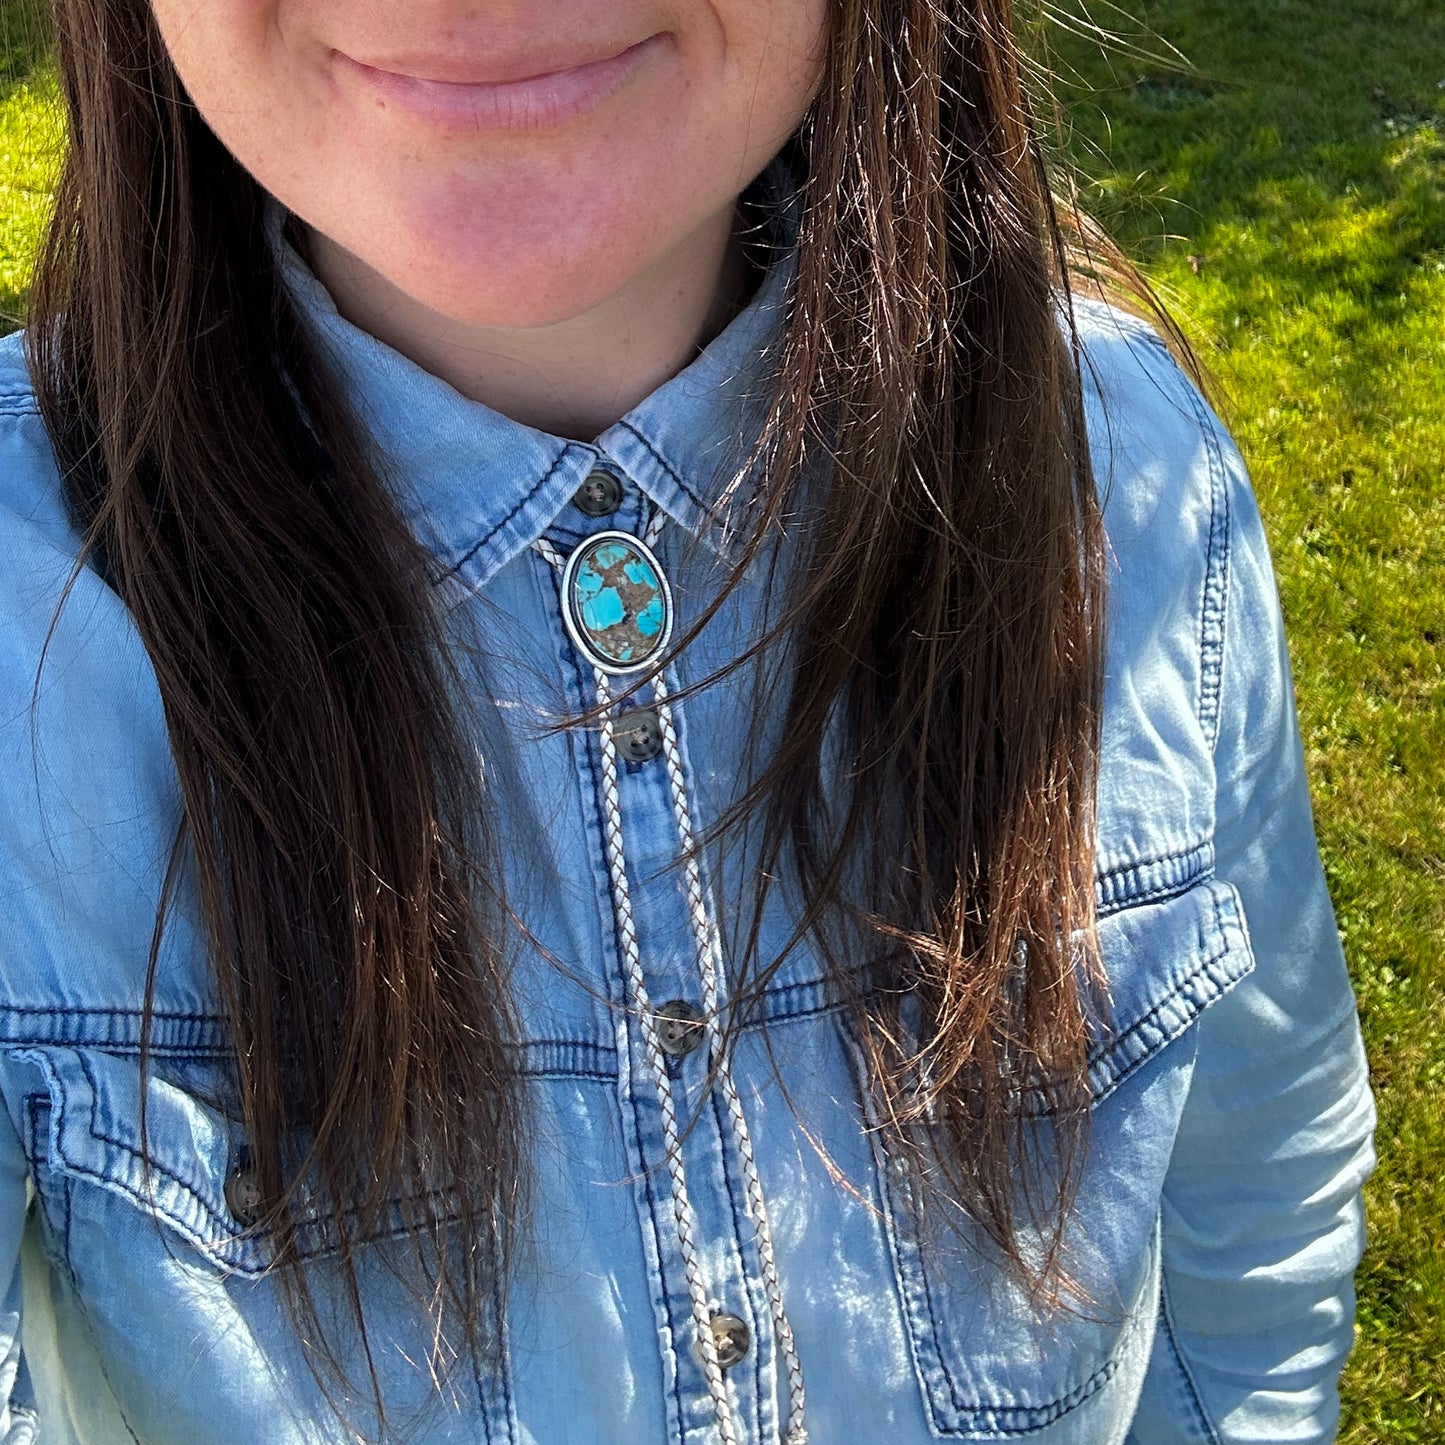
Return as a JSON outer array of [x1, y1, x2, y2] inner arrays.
[[0, 1099, 37, 1443], [1127, 424, 1377, 1443]]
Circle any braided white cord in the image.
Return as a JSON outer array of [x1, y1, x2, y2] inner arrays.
[[534, 533, 738, 1444], [594, 675, 739, 1445], [649, 490, 806, 1439], [651, 672, 809, 1445]]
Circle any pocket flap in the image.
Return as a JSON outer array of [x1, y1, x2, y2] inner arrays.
[[18, 1045, 268, 1275], [1089, 876, 1256, 1103]]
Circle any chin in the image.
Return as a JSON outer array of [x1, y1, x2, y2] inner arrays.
[[360, 181, 665, 329]]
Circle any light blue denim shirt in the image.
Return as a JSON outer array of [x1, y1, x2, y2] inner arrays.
[[0, 215, 1375, 1445]]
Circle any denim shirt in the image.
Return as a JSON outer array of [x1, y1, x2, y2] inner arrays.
[[0, 224, 1375, 1445]]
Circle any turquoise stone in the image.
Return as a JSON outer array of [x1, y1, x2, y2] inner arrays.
[[561, 531, 672, 675]]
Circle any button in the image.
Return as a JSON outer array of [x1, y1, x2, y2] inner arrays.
[[573, 469, 624, 518], [655, 999, 705, 1058], [616, 708, 663, 764], [560, 531, 673, 675], [698, 1313, 751, 1371], [224, 1157, 265, 1229]]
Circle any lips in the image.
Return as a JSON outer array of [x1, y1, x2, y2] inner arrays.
[[335, 34, 669, 131]]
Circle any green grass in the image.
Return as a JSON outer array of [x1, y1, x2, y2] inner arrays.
[[1, 0, 1441, 1437], [1047, 1, 1445, 1437], [0, 2, 57, 332]]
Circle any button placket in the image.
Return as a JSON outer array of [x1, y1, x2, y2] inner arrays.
[[610, 703, 780, 1442]]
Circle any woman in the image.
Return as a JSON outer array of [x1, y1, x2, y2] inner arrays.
[[0, 0, 1374, 1441]]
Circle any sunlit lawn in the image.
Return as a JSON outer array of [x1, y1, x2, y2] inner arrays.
[[0, 4, 55, 331], [2, 0, 1442, 1437]]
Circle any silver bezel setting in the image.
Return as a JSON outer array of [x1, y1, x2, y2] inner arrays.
[[559, 530, 675, 677]]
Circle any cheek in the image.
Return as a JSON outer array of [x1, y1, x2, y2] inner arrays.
[[711, 0, 830, 162], [150, 0, 318, 184], [723, 0, 831, 97], [149, 1, 275, 95]]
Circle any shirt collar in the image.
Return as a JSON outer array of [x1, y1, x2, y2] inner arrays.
[[270, 171, 797, 589]]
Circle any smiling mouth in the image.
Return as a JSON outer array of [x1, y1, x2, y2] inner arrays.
[[337, 35, 669, 131]]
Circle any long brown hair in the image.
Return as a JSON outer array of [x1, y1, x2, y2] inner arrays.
[[29, 0, 1114, 1421]]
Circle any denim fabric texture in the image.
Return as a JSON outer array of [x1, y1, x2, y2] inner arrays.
[[0, 210, 1375, 1444]]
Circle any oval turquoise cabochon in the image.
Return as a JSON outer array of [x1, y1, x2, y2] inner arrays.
[[560, 531, 673, 675]]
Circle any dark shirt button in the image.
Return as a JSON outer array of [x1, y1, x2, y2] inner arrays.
[[225, 1160, 265, 1229], [616, 708, 663, 764], [573, 469, 625, 518], [699, 1313, 751, 1371], [655, 999, 706, 1058]]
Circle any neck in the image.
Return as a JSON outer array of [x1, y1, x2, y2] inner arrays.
[[305, 207, 754, 442]]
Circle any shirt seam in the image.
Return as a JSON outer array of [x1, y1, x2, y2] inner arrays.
[[26, 1098, 153, 1445], [481, 1248, 518, 1445], [0, 1017, 620, 1074], [1125, 331, 1230, 749], [1158, 1270, 1223, 1444]]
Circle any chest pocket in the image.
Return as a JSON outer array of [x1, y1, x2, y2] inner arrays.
[[13, 1045, 521, 1445], [873, 876, 1255, 1439]]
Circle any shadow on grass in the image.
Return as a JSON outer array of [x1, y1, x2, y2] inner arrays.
[[1049, 0, 1445, 345], [1, 0, 50, 92]]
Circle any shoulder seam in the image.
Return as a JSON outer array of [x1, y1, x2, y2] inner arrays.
[[1154, 350, 1230, 753]]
